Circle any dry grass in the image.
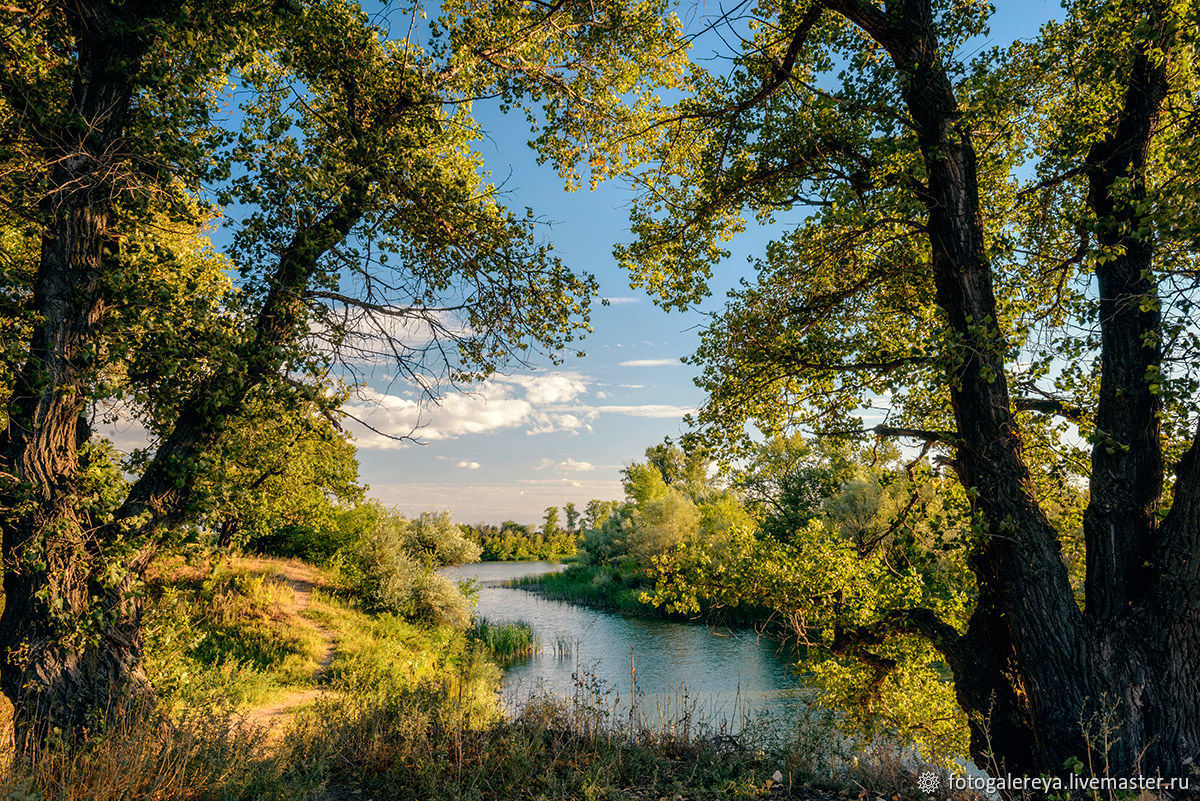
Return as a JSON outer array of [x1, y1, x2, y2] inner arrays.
[[0, 705, 279, 801]]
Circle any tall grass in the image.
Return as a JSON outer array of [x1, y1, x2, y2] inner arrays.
[[0, 704, 287, 801], [468, 618, 537, 662]]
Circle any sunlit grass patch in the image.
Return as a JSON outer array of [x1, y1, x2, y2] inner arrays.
[[142, 555, 327, 713]]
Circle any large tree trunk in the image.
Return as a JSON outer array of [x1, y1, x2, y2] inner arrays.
[[0, 206, 154, 741], [893, 10, 1088, 777], [0, 0, 154, 741], [823, 0, 1199, 784]]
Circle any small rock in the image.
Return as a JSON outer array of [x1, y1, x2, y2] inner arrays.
[[772, 770, 784, 784]]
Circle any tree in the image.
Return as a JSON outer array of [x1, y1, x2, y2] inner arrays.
[[197, 395, 363, 552], [604, 0, 1200, 781], [733, 434, 857, 545], [0, 0, 683, 738], [563, 501, 580, 533], [651, 449, 979, 759], [582, 498, 622, 531], [541, 506, 562, 538]]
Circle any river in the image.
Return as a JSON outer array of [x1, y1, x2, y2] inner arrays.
[[440, 561, 813, 737]]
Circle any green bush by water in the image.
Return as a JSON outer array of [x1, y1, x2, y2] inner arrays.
[[333, 502, 479, 627]]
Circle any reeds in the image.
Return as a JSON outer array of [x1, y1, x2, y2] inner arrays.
[[468, 617, 538, 662]]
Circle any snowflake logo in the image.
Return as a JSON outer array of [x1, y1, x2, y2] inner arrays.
[[917, 770, 941, 794]]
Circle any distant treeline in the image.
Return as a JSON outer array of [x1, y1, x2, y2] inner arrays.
[[458, 500, 622, 561]]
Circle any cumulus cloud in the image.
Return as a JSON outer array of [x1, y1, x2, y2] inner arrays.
[[340, 370, 694, 448], [344, 372, 590, 448], [618, 358, 680, 367], [456, 461, 481, 470], [498, 373, 587, 405]]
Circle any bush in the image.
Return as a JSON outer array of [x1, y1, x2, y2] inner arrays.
[[411, 572, 471, 628], [336, 502, 477, 627]]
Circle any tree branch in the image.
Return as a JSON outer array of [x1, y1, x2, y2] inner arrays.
[[1013, 396, 1086, 423], [833, 607, 964, 671]]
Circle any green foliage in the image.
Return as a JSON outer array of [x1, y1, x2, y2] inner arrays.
[[647, 445, 978, 760], [468, 618, 537, 663], [333, 502, 479, 627], [462, 518, 578, 561], [200, 394, 363, 554], [736, 435, 857, 545], [528, 0, 1200, 771]]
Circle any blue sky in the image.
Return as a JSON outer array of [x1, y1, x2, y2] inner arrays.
[[342, 0, 1067, 523], [342, 0, 1072, 524]]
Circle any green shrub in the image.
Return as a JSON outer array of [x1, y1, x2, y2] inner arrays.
[[335, 502, 477, 627], [411, 572, 471, 628]]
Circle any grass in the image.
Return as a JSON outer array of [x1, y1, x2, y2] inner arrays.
[[0, 550, 986, 801], [468, 618, 538, 663], [141, 553, 329, 713]]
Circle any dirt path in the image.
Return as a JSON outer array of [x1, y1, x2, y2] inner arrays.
[[235, 558, 338, 741]]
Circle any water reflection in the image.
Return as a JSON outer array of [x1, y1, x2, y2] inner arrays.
[[441, 561, 812, 734]]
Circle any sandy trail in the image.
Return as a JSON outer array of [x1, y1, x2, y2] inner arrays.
[[235, 558, 337, 740]]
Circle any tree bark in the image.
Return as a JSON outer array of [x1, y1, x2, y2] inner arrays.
[[820, 0, 1199, 783], [886, 4, 1087, 775], [0, 0, 155, 742]]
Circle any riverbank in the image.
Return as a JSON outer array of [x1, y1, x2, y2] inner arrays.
[[514, 561, 777, 629], [0, 553, 960, 801]]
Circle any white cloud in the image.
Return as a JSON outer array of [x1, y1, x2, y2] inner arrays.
[[344, 372, 590, 448], [532, 457, 596, 472], [456, 460, 481, 470], [581, 404, 693, 418], [526, 412, 590, 435], [341, 370, 692, 447], [497, 373, 587, 405], [603, 297, 641, 305], [618, 358, 680, 367], [558, 458, 595, 472]]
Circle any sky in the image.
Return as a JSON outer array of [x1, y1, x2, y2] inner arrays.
[[95, 1, 1066, 524], [331, 0, 1067, 524]]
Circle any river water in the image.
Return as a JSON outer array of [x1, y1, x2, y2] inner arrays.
[[440, 561, 812, 736]]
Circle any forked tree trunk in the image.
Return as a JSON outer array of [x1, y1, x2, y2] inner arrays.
[[820, 0, 1200, 785]]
